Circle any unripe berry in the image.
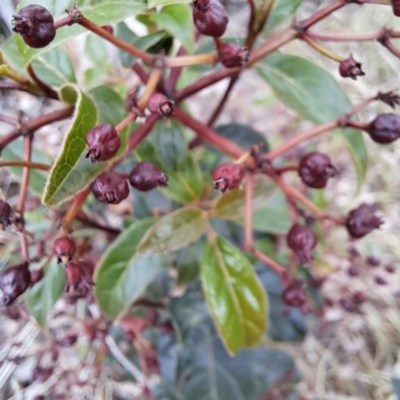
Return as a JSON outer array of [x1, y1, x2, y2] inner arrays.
[[298, 152, 335, 189], [339, 56, 365, 80], [193, 0, 228, 38], [85, 124, 121, 162], [392, 0, 400, 16], [12, 5, 56, 49], [217, 42, 249, 68], [53, 237, 76, 264], [366, 114, 400, 144], [0, 262, 30, 306], [147, 93, 174, 118], [281, 282, 307, 308], [0, 200, 12, 230], [129, 162, 168, 192], [286, 224, 317, 263], [346, 204, 383, 239], [91, 171, 129, 204], [212, 163, 244, 192]]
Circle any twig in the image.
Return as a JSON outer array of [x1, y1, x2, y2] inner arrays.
[[132, 63, 149, 84], [61, 188, 90, 232], [137, 68, 163, 111], [0, 114, 17, 126], [0, 160, 50, 171], [26, 64, 59, 100], [250, 247, 289, 283]]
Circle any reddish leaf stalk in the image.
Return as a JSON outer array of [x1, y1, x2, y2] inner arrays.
[[0, 160, 50, 170], [250, 247, 288, 284]]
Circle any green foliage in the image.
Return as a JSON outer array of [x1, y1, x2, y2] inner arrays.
[[25, 259, 66, 329], [201, 235, 268, 355], [264, 0, 303, 31], [149, 4, 195, 53], [257, 52, 368, 185], [138, 207, 207, 255], [94, 218, 163, 321]]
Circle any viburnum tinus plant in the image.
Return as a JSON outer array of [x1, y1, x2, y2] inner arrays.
[[0, 0, 400, 398]]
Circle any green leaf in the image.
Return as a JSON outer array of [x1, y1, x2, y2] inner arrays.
[[85, 34, 108, 66], [156, 120, 186, 169], [264, 0, 303, 31], [89, 85, 127, 126], [201, 235, 268, 355], [136, 141, 203, 203], [138, 207, 207, 255], [42, 84, 98, 206], [215, 123, 269, 151], [94, 218, 162, 321], [148, 0, 191, 7], [5, 0, 146, 68], [256, 52, 368, 185], [174, 240, 203, 285], [2, 140, 51, 196], [115, 23, 168, 68], [25, 259, 66, 329], [30, 46, 76, 87], [150, 4, 194, 54], [213, 175, 276, 219]]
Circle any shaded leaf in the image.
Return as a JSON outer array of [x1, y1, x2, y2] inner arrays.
[[136, 140, 203, 203], [256, 53, 368, 185], [138, 207, 207, 255], [150, 4, 194, 53], [2, 140, 51, 195], [4, 0, 146, 68], [213, 175, 276, 219], [94, 218, 163, 321], [175, 240, 203, 286], [25, 259, 66, 329], [148, 0, 191, 7], [202, 235, 267, 355], [264, 0, 303, 31], [215, 123, 269, 151]]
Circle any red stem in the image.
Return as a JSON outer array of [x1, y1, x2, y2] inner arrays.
[[26, 64, 59, 100], [132, 63, 149, 84], [301, 0, 346, 29]]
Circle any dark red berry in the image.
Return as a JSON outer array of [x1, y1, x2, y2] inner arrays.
[[193, 0, 228, 38], [12, 5, 55, 49], [339, 56, 365, 80], [85, 124, 121, 162], [308, 276, 325, 289], [281, 281, 307, 308], [346, 204, 383, 239], [217, 42, 249, 68], [353, 291, 366, 304], [385, 264, 395, 273], [65, 262, 94, 293], [129, 162, 168, 192], [392, 0, 400, 16], [286, 224, 317, 263], [91, 171, 129, 204], [366, 114, 400, 144], [366, 256, 380, 267], [53, 237, 76, 264], [298, 152, 335, 189], [0, 262, 30, 306], [212, 163, 244, 192], [375, 276, 387, 285], [347, 266, 359, 277], [30, 269, 43, 285], [147, 93, 174, 118], [340, 298, 355, 312], [0, 200, 11, 230]]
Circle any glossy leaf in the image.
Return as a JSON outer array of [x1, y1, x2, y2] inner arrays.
[[42, 84, 98, 206], [150, 4, 194, 54], [215, 123, 269, 151], [2, 140, 51, 196], [136, 141, 203, 203], [25, 259, 66, 329], [175, 240, 203, 286], [30, 46, 76, 87], [256, 53, 368, 184], [138, 207, 207, 255], [156, 120, 186, 170], [201, 235, 268, 355], [5, 0, 146, 68], [213, 175, 276, 219], [94, 218, 163, 321], [265, 0, 303, 31]]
